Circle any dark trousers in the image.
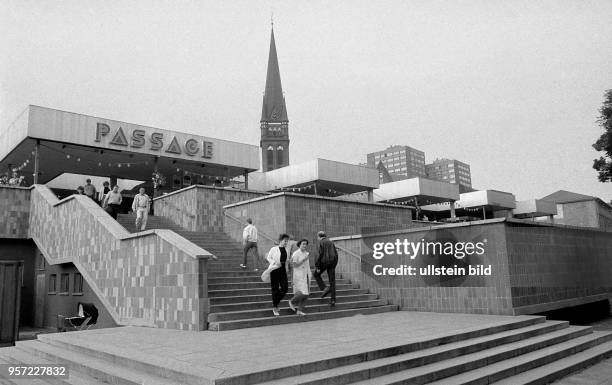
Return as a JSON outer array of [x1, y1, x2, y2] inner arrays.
[[243, 241, 259, 267], [314, 266, 336, 301], [270, 267, 288, 307], [108, 204, 120, 220]]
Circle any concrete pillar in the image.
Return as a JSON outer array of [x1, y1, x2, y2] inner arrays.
[[549, 214, 554, 224], [482, 205, 486, 220], [109, 175, 118, 188], [450, 201, 456, 219], [243, 170, 249, 190], [367, 188, 374, 202], [33, 140, 40, 184]]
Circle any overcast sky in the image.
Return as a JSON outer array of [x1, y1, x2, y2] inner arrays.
[[1, 0, 611, 201]]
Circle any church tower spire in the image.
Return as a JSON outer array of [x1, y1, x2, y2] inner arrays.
[[260, 24, 289, 172]]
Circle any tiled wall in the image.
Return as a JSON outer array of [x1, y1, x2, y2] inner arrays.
[[506, 221, 612, 313], [223, 193, 415, 264], [0, 186, 30, 238], [29, 186, 210, 331], [333, 221, 514, 315], [334, 219, 612, 315], [154, 185, 267, 232]]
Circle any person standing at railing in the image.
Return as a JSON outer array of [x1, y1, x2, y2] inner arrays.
[[132, 187, 151, 231], [241, 218, 259, 271]]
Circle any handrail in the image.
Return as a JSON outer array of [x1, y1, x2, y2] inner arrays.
[[223, 211, 279, 245], [335, 244, 363, 261]]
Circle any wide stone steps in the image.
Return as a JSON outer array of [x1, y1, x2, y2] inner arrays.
[[209, 283, 358, 297], [208, 305, 399, 331], [239, 321, 612, 385], [0, 345, 105, 385], [209, 278, 351, 290], [15, 339, 191, 385], [210, 293, 381, 313], [209, 299, 390, 322], [209, 289, 371, 305]]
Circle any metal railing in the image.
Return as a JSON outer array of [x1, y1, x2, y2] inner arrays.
[[223, 211, 279, 245]]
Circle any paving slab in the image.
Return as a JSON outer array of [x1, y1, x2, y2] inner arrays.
[[33, 311, 542, 383]]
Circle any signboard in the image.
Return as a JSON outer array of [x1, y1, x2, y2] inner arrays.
[[95, 123, 213, 158]]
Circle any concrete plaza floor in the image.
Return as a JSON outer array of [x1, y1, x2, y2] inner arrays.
[[553, 316, 612, 385], [36, 311, 544, 383]]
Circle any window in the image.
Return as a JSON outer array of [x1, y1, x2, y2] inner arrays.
[[73, 273, 83, 295], [277, 145, 284, 165], [267, 146, 274, 168], [60, 273, 70, 294], [48, 274, 57, 294]]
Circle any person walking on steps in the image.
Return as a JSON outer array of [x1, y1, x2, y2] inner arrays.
[[263, 234, 290, 316], [241, 218, 259, 271], [132, 187, 150, 231], [288, 239, 311, 316], [313, 231, 338, 306], [103, 185, 122, 220]]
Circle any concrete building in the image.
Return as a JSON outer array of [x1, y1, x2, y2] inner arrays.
[[541, 190, 612, 231], [425, 158, 472, 189], [260, 26, 290, 172], [366, 145, 426, 182]]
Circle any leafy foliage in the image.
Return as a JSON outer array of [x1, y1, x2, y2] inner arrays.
[[593, 90, 612, 182]]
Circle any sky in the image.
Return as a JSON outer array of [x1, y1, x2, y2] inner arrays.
[[1, 0, 611, 201]]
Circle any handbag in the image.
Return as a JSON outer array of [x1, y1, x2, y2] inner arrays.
[[261, 269, 271, 283]]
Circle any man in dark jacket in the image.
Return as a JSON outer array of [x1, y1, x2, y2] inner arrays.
[[313, 231, 338, 306]]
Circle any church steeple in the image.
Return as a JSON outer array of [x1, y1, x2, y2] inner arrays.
[[261, 26, 288, 123], [260, 25, 289, 172]]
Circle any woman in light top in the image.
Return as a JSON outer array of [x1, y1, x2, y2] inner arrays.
[[288, 239, 311, 316]]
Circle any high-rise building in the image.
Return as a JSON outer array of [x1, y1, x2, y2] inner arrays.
[[425, 158, 472, 188], [260, 25, 289, 172], [366, 145, 426, 182]]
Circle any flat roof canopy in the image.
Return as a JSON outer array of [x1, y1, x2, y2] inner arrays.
[[248, 159, 379, 195], [421, 190, 517, 213], [0, 106, 260, 185], [373, 177, 460, 205], [513, 199, 558, 218]]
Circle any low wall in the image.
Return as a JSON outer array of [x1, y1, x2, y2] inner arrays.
[[223, 192, 415, 262], [29, 185, 213, 331], [0, 186, 30, 239], [154, 185, 268, 232], [332, 218, 612, 315], [506, 220, 612, 314]]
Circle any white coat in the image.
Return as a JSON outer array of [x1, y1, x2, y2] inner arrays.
[[291, 249, 311, 295]]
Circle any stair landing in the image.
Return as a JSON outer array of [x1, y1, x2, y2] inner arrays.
[[4, 312, 612, 385]]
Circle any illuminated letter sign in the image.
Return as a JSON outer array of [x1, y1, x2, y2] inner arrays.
[[203, 141, 213, 158], [95, 123, 110, 142], [150, 133, 163, 150], [110, 127, 129, 146], [95, 122, 215, 159], [131, 129, 145, 148], [165, 136, 182, 154], [185, 139, 199, 156]]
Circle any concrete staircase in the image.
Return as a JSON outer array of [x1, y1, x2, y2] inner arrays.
[[1, 316, 612, 384], [115, 214, 398, 331]]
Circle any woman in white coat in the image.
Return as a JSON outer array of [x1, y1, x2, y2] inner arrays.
[[288, 239, 311, 316]]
